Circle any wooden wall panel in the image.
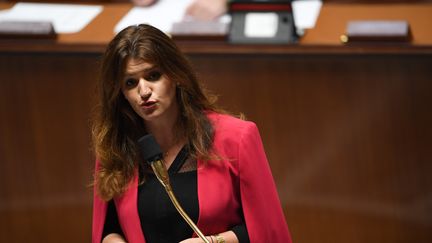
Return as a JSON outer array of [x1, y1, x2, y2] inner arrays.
[[0, 53, 98, 242], [0, 51, 431, 243], [189, 53, 432, 243]]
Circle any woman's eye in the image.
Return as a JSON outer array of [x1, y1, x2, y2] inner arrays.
[[146, 71, 162, 81], [125, 78, 138, 87]]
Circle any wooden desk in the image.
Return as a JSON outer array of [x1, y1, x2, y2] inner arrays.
[[0, 3, 431, 243], [1, 3, 432, 53]]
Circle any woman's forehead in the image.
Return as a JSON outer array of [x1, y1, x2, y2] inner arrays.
[[124, 59, 155, 75]]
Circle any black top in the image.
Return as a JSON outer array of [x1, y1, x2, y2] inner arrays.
[[103, 147, 249, 243]]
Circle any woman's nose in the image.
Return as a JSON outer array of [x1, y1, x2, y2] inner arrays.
[[138, 79, 152, 99]]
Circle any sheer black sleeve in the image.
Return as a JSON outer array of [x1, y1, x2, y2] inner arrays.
[[232, 224, 250, 243]]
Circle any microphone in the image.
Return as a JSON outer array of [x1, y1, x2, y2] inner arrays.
[[137, 134, 209, 243]]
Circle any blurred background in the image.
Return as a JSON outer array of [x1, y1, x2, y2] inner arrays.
[[0, 0, 431, 242]]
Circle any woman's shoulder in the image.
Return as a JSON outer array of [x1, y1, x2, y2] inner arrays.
[[206, 112, 263, 160], [206, 112, 257, 138]]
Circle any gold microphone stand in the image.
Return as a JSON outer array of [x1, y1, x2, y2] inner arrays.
[[150, 160, 210, 243]]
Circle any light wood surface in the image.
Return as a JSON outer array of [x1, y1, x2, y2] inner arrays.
[[1, 3, 432, 53], [302, 3, 432, 45]]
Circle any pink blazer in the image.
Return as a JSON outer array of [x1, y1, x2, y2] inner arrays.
[[92, 112, 292, 243]]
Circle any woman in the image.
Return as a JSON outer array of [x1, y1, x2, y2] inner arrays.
[[92, 24, 291, 243]]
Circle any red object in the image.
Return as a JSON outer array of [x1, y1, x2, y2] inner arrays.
[[230, 3, 292, 12], [92, 112, 292, 243]]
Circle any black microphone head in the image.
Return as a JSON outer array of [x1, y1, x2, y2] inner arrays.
[[137, 134, 163, 164]]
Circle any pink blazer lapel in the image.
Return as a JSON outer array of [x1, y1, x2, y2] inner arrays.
[[115, 172, 146, 243]]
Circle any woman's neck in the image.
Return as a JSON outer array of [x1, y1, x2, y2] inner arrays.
[[144, 106, 185, 162], [145, 119, 185, 169]]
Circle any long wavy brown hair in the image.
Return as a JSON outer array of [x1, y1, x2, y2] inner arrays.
[[92, 24, 219, 201]]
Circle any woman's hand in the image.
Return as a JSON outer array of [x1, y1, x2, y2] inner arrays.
[[180, 230, 238, 243], [102, 233, 127, 243], [184, 0, 227, 20], [179, 236, 214, 243], [131, 0, 157, 7], [179, 237, 208, 243]]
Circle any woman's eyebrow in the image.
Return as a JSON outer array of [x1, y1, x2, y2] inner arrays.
[[124, 65, 157, 77]]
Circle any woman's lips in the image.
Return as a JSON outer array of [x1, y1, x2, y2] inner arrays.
[[141, 101, 157, 109]]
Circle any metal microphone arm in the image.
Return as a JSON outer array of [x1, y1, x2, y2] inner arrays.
[[138, 134, 209, 243], [150, 160, 209, 243]]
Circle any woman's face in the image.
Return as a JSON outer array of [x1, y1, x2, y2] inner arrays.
[[121, 58, 178, 124]]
